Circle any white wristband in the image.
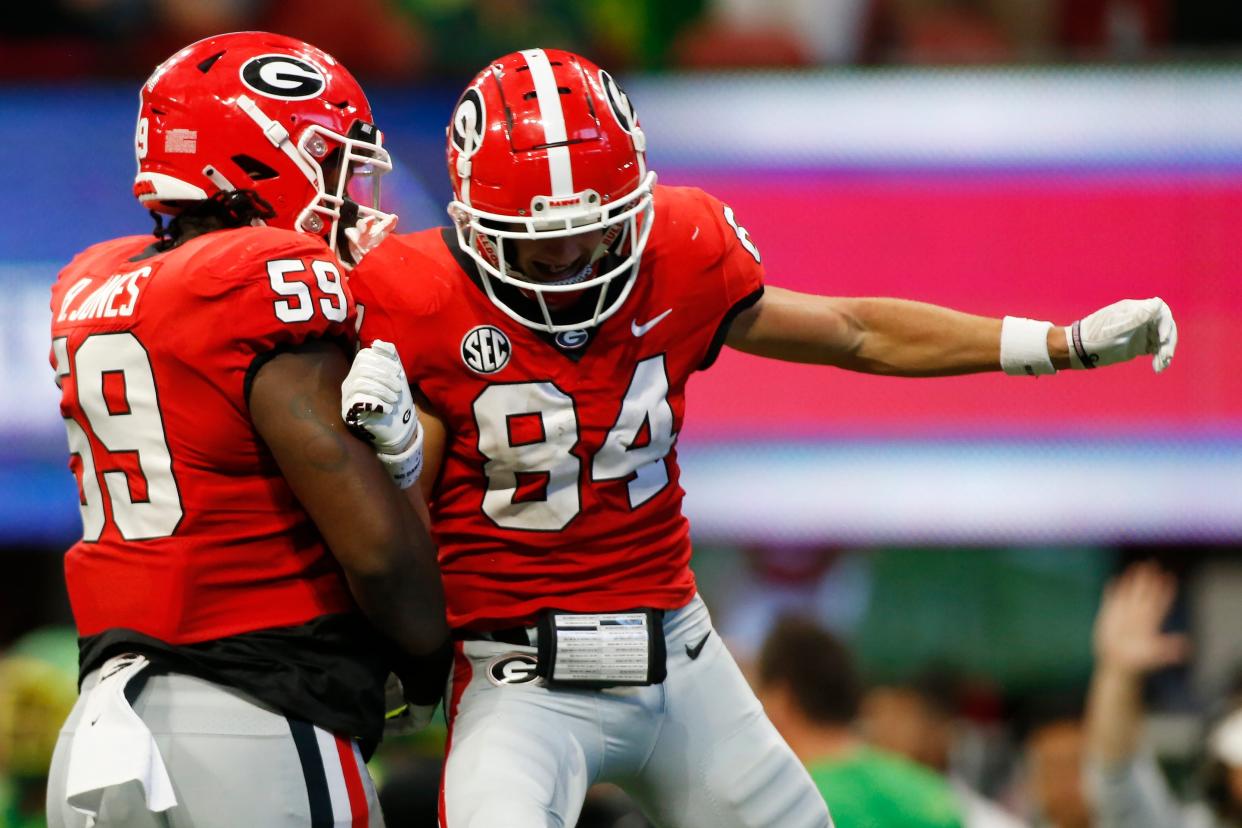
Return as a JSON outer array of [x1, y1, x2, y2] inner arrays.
[[377, 426, 424, 490], [1000, 316, 1056, 377]]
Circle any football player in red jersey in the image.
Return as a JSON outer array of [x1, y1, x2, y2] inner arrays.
[[45, 32, 448, 828], [343, 49, 1178, 828]]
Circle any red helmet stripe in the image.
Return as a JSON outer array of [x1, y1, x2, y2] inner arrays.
[[519, 48, 575, 197]]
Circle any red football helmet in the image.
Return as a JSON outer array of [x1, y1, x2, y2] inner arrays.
[[134, 31, 393, 254], [446, 48, 657, 332]]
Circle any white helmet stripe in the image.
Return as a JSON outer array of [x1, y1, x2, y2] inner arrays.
[[520, 48, 574, 197]]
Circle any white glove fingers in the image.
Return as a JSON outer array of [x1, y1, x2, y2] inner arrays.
[[340, 341, 420, 454], [1153, 306, 1177, 373], [351, 354, 405, 395], [361, 342, 409, 383], [355, 345, 405, 377], [359, 368, 404, 400], [346, 375, 402, 406], [345, 396, 387, 418], [344, 214, 398, 270], [343, 398, 389, 428], [373, 213, 397, 236], [369, 339, 400, 361]]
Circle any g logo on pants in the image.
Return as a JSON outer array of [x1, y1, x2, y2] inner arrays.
[[487, 653, 539, 686]]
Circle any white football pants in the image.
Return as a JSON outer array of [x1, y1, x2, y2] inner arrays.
[[439, 595, 832, 828], [47, 666, 383, 827]]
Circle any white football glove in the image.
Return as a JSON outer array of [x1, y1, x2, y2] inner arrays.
[[383, 672, 438, 737], [342, 340, 416, 453], [342, 340, 423, 488], [341, 212, 396, 271], [1068, 297, 1177, 373]]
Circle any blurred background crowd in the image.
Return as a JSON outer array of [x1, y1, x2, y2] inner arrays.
[[2, 0, 1241, 826], [2, 0, 1242, 78]]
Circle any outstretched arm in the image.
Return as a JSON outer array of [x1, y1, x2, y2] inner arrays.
[[725, 286, 1177, 377]]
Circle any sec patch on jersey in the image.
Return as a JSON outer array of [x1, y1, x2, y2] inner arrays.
[[461, 325, 512, 374]]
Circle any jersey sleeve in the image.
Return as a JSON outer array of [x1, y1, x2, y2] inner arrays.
[[695, 193, 767, 370], [715, 201, 766, 307]]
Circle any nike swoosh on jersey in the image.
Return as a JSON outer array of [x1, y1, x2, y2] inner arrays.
[[685, 631, 711, 660], [631, 308, 672, 337]]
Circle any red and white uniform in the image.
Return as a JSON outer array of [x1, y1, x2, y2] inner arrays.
[[353, 185, 764, 630], [46, 31, 393, 828], [354, 187, 829, 828], [352, 47, 829, 828], [50, 227, 357, 644]]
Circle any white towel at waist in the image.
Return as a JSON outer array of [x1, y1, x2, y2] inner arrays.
[[65, 653, 177, 818]]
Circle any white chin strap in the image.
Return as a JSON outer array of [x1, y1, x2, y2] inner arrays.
[[235, 95, 319, 183]]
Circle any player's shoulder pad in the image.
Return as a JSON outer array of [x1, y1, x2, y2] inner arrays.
[[181, 226, 336, 291], [349, 228, 461, 319], [55, 236, 152, 287], [647, 184, 732, 270]]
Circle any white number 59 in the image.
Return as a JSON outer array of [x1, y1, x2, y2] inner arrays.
[[266, 259, 348, 323]]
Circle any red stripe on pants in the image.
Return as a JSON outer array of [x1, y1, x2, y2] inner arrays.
[[438, 641, 473, 828], [334, 735, 369, 828]]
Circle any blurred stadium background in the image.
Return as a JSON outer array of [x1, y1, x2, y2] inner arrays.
[[1, 0, 1240, 826]]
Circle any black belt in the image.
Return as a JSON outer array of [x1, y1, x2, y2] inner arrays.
[[455, 607, 666, 650], [453, 626, 535, 647]]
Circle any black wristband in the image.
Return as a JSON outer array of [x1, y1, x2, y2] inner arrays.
[[391, 638, 453, 707], [1071, 320, 1097, 369]]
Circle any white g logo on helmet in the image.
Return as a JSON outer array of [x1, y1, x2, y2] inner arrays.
[[451, 88, 486, 180], [599, 70, 637, 135], [240, 54, 326, 101]]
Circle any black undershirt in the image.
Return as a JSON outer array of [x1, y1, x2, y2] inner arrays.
[[78, 614, 391, 759]]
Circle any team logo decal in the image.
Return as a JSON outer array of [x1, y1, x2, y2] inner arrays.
[[487, 653, 539, 686], [555, 329, 589, 350], [451, 87, 486, 162], [599, 70, 638, 135], [462, 325, 512, 374], [240, 54, 326, 101]]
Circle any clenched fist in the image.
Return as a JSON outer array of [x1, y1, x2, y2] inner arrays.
[[341, 340, 418, 454], [1067, 297, 1177, 373]]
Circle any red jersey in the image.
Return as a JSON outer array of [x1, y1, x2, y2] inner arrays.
[[352, 185, 765, 629], [51, 226, 358, 644]]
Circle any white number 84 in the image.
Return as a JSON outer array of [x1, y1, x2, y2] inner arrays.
[[473, 355, 676, 531]]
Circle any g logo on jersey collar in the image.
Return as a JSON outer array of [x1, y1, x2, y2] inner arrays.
[[240, 54, 326, 101], [487, 653, 539, 686], [462, 325, 512, 374], [555, 329, 589, 350]]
